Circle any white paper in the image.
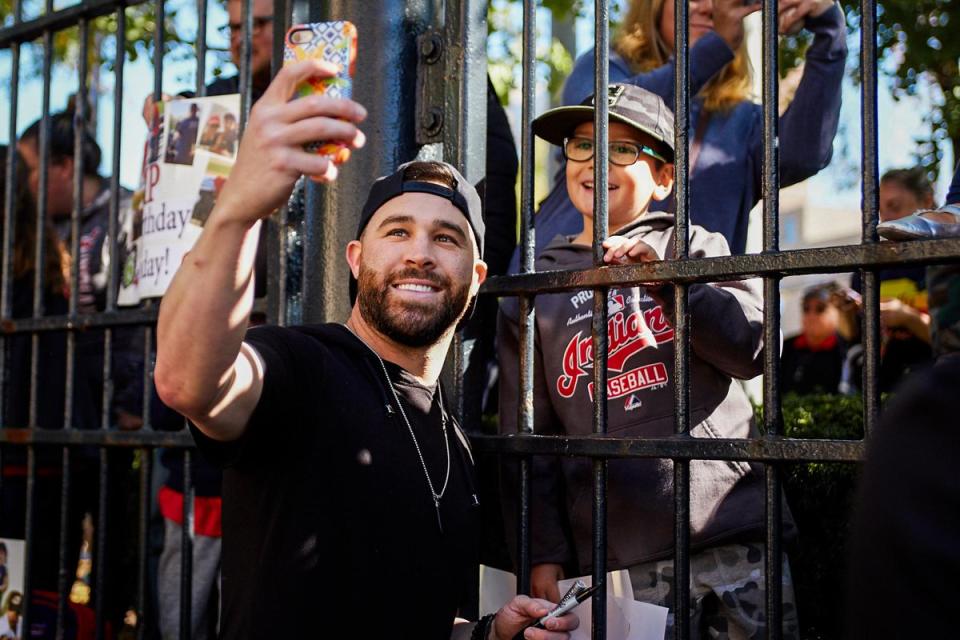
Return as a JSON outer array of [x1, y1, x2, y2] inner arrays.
[[557, 574, 667, 640], [118, 94, 240, 304], [479, 565, 517, 617], [0, 538, 26, 601]]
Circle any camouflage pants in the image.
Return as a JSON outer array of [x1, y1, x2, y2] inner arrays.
[[628, 542, 799, 640]]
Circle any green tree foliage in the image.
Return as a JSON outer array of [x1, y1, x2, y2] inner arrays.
[[488, 0, 576, 105], [0, 0, 230, 103], [848, 0, 959, 179]]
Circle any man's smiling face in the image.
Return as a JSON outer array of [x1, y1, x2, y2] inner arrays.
[[350, 191, 486, 347]]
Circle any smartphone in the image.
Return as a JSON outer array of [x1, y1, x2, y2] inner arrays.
[[283, 21, 358, 162]]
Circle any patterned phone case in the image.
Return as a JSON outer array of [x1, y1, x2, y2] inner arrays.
[[283, 21, 358, 161]]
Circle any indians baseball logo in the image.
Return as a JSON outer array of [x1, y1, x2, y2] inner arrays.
[[557, 295, 673, 400]]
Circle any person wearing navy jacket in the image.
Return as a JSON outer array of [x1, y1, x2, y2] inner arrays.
[[508, 0, 846, 264]]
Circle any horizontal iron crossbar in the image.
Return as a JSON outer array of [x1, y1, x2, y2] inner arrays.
[[0, 426, 195, 448], [471, 433, 864, 463], [481, 238, 960, 296], [0, 429, 864, 461], [0, 0, 151, 48], [0, 307, 159, 334], [0, 298, 270, 335]]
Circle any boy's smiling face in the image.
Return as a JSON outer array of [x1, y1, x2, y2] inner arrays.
[[566, 121, 674, 233]]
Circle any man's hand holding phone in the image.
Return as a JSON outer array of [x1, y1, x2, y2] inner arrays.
[[214, 59, 367, 226]]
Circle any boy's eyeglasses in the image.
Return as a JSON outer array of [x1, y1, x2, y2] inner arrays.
[[563, 136, 668, 166], [219, 15, 274, 38]]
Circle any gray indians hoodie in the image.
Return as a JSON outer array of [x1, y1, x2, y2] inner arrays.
[[498, 212, 788, 573]]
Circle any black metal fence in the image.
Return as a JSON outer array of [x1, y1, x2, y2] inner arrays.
[[1, 0, 958, 639], [478, 1, 960, 639]]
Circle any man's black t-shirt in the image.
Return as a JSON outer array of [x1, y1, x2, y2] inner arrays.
[[191, 323, 480, 638]]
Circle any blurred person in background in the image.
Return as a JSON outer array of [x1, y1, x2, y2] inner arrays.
[[781, 284, 848, 395], [878, 160, 960, 240], [17, 110, 141, 426], [0, 145, 102, 630], [841, 167, 935, 392], [15, 111, 140, 629]]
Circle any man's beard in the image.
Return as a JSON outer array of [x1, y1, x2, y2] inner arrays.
[[357, 264, 471, 347]]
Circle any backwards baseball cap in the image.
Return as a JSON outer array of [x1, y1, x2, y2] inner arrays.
[[350, 160, 485, 304], [532, 84, 675, 162]]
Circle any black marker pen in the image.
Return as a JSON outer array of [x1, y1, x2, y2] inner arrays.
[[513, 584, 601, 639]]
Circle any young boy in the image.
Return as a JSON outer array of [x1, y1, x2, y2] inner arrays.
[[498, 84, 797, 639]]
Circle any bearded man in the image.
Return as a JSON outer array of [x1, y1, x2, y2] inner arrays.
[[155, 59, 576, 640]]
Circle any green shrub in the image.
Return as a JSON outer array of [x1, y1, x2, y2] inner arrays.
[[756, 393, 865, 640]]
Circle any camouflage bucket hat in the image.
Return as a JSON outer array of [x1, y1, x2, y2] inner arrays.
[[532, 84, 676, 162]]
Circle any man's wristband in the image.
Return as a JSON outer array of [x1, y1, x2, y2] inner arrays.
[[471, 613, 497, 640]]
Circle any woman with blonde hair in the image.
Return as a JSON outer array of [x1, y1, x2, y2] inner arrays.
[[513, 0, 845, 259]]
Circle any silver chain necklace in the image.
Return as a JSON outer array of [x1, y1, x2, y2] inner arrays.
[[346, 325, 451, 533]]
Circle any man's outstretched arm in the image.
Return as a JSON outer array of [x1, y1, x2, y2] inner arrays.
[[155, 59, 366, 441]]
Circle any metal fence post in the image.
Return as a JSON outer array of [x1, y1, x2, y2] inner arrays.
[[299, 0, 436, 325]]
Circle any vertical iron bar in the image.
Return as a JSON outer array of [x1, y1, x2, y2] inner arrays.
[[671, 0, 691, 636], [271, 0, 290, 77], [23, 10, 56, 637], [266, 0, 293, 326], [0, 0, 21, 428], [591, 2, 610, 637], [179, 449, 194, 640], [859, 0, 880, 437], [95, 282, 115, 640], [2, 2, 24, 630], [133, 20, 166, 628], [445, 0, 487, 425], [104, 22, 127, 628], [153, 0, 165, 102], [32, 4, 55, 429], [238, 0, 252, 130], [136, 449, 151, 640], [125, 3, 163, 633], [142, 327, 153, 429], [94, 450, 109, 639], [23, 446, 37, 633], [516, 0, 537, 597], [57, 17, 90, 637], [55, 452, 74, 639], [107, 4, 126, 315], [761, 1, 783, 638], [196, 0, 208, 96]]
